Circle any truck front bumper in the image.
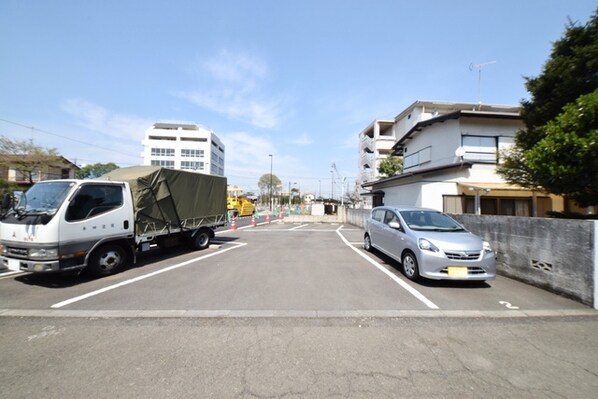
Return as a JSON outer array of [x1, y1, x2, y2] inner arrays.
[[1, 257, 83, 273]]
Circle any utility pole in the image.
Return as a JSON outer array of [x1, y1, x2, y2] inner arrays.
[[269, 154, 273, 211]]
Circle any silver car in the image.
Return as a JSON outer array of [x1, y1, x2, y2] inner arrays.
[[364, 206, 496, 281]]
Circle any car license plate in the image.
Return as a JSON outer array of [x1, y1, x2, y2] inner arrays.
[[448, 266, 468, 278]]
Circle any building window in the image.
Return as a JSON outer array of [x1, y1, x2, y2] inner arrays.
[[148, 135, 176, 141], [180, 137, 207, 142], [462, 136, 497, 163], [180, 161, 204, 170], [151, 148, 175, 157], [150, 160, 174, 169], [181, 149, 204, 158]]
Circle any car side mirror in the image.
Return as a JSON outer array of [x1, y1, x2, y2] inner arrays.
[[388, 221, 401, 230]]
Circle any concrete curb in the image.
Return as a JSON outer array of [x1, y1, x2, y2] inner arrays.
[[1, 308, 596, 319]]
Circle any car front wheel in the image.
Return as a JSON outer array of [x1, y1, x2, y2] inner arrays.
[[402, 251, 419, 281], [363, 234, 372, 252]]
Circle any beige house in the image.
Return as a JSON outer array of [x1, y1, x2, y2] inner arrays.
[[0, 155, 79, 187]]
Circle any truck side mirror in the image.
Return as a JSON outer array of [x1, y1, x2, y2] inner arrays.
[[1, 193, 12, 211]]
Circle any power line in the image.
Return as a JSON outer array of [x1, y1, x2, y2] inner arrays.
[[0, 117, 136, 159]]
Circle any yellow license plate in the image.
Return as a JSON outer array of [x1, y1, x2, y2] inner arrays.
[[448, 267, 468, 278]]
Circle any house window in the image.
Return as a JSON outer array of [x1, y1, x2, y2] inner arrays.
[[462, 136, 497, 163], [444, 195, 533, 216]]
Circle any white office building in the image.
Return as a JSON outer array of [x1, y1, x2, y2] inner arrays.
[[141, 122, 225, 176]]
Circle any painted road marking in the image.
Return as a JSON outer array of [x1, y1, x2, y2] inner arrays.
[[51, 242, 247, 309], [289, 224, 309, 231], [499, 301, 520, 310], [335, 225, 439, 310]]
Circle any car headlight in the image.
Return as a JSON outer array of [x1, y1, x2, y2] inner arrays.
[[419, 238, 439, 252], [483, 241, 493, 253], [28, 248, 59, 260]]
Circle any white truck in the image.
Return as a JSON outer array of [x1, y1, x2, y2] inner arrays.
[[0, 166, 227, 276]]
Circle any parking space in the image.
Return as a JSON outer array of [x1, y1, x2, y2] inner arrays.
[[0, 223, 593, 316]]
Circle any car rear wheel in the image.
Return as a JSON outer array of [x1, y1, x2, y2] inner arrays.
[[402, 251, 419, 281], [363, 234, 372, 252]]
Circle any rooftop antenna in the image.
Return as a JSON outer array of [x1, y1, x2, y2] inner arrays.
[[469, 60, 496, 107]]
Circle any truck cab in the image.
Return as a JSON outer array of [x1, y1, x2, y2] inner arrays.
[[0, 180, 135, 275]]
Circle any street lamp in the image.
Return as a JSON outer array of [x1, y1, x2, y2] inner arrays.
[[269, 154, 273, 211]]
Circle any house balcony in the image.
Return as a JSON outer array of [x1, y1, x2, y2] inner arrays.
[[360, 152, 375, 168], [360, 135, 374, 152]]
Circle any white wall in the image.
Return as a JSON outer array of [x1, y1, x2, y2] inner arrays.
[[403, 120, 461, 171]]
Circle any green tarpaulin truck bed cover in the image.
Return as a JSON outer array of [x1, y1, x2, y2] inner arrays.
[[99, 166, 227, 234]]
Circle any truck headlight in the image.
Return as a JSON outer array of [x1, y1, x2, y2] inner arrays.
[[28, 248, 59, 260]]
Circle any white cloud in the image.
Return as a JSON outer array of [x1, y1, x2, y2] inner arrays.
[[178, 50, 282, 129], [57, 98, 155, 166], [61, 99, 152, 141], [292, 132, 313, 146], [202, 50, 267, 87]]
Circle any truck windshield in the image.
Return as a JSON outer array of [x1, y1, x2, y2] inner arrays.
[[17, 181, 74, 216]]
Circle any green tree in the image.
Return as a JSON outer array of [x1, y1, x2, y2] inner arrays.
[[514, 90, 597, 206], [76, 162, 119, 179], [258, 173, 282, 205], [0, 136, 64, 184], [499, 10, 598, 206], [377, 156, 403, 177]]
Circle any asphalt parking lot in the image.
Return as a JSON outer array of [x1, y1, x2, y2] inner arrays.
[[2, 222, 598, 398], [0, 221, 592, 316]]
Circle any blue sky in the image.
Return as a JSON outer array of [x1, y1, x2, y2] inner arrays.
[[1, 1, 596, 197]]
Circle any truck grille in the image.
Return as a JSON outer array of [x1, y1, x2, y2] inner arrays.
[[444, 250, 480, 261], [5, 247, 28, 259]]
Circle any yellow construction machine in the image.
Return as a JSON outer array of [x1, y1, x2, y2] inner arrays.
[[227, 187, 256, 217]]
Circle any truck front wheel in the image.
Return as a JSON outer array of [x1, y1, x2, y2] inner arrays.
[[87, 244, 127, 276], [190, 229, 212, 250]]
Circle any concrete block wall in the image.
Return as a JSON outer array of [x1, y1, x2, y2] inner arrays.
[[452, 215, 597, 308]]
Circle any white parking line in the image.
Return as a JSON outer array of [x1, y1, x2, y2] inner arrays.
[[289, 224, 309, 231], [335, 225, 439, 310], [51, 242, 247, 309]]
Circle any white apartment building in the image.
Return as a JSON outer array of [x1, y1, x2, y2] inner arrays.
[[357, 119, 395, 187], [141, 122, 225, 176]]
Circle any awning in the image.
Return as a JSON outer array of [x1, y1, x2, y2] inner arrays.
[[457, 182, 530, 191], [359, 190, 385, 196]]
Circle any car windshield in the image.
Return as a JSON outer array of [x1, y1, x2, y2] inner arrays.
[[399, 210, 465, 232], [17, 181, 74, 216]]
